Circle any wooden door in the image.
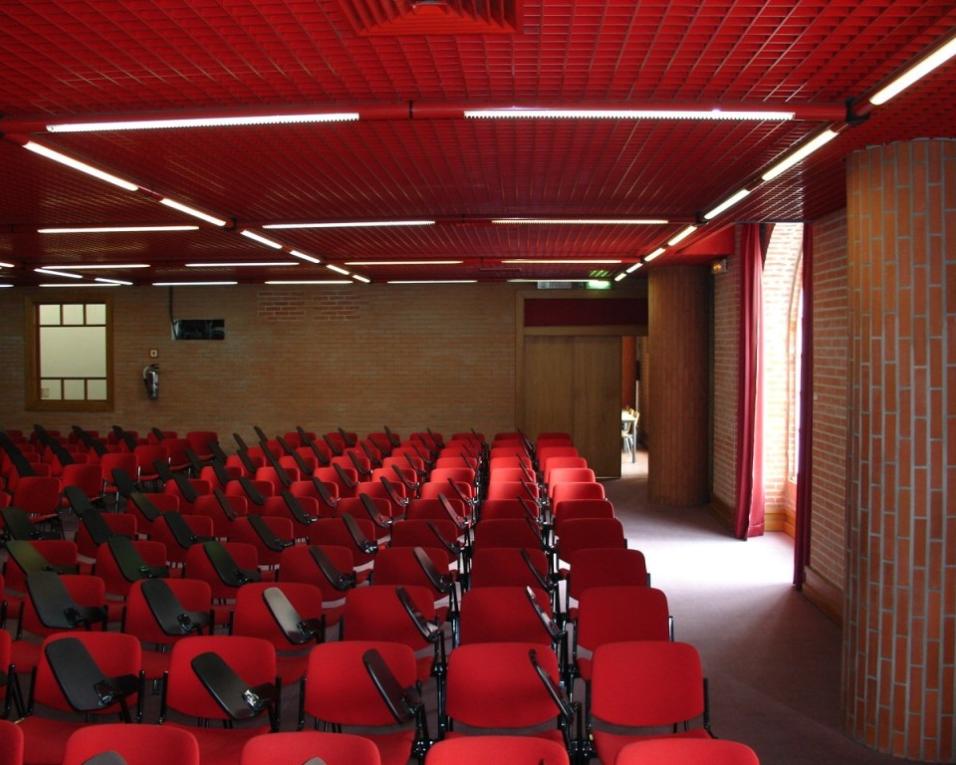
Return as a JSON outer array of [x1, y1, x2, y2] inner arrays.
[[522, 335, 621, 477]]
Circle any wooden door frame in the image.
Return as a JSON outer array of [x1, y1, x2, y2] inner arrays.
[[514, 286, 648, 430]]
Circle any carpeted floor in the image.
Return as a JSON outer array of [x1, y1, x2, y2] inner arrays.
[[608, 450, 916, 765]]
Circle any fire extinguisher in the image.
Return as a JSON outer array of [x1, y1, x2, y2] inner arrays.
[[143, 364, 160, 400]]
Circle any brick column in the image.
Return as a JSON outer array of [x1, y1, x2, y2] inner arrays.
[[844, 139, 955, 761]]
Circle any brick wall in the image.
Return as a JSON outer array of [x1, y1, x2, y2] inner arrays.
[[0, 283, 519, 441], [808, 210, 849, 593], [843, 138, 955, 761], [711, 233, 741, 511], [762, 222, 804, 531]]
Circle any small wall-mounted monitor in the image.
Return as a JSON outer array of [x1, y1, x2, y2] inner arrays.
[[171, 319, 225, 341]]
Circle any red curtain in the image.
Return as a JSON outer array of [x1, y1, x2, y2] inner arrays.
[[793, 226, 814, 586], [735, 224, 765, 539]]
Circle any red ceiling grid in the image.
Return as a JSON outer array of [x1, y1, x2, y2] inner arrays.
[[0, 1, 953, 282]]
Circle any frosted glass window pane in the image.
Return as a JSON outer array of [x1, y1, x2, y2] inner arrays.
[[39, 305, 60, 326], [40, 379, 61, 400], [40, 327, 107, 377], [63, 379, 85, 400], [85, 304, 106, 324], [87, 379, 107, 400], [62, 304, 84, 325]]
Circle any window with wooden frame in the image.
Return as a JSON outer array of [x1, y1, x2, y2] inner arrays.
[[25, 298, 113, 411]]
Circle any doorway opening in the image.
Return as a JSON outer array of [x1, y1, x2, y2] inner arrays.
[[621, 335, 648, 478]]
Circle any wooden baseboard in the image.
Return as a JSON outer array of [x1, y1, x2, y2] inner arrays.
[[803, 565, 843, 625], [765, 506, 796, 538], [709, 497, 735, 531]]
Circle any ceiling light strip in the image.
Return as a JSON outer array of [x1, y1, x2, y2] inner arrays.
[[0, 261, 15, 268], [352, 274, 371, 284], [761, 130, 838, 182], [644, 247, 667, 262], [152, 281, 238, 287], [35, 267, 83, 279], [46, 263, 150, 270], [613, 273, 628, 282], [326, 264, 351, 276], [39, 282, 119, 288], [502, 259, 622, 264], [289, 250, 321, 264], [23, 142, 138, 191], [344, 260, 463, 266], [264, 220, 435, 229], [869, 34, 956, 105], [94, 277, 133, 285], [388, 280, 477, 285], [704, 188, 751, 220], [465, 108, 794, 121], [625, 262, 644, 274], [38, 226, 197, 234], [239, 230, 284, 250], [159, 198, 228, 227], [492, 218, 669, 225], [185, 262, 299, 268], [264, 280, 352, 285], [47, 113, 360, 133], [666, 226, 698, 247]]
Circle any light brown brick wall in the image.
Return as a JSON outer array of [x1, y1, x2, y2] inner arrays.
[[808, 210, 849, 592], [0, 283, 519, 441], [843, 138, 955, 761]]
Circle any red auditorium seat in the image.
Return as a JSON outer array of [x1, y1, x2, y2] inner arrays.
[[616, 739, 760, 764], [0, 719, 24, 765], [425, 735, 569, 765], [241, 731, 382, 765], [62, 724, 201, 765]]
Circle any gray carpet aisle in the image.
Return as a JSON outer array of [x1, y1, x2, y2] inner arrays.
[[607, 451, 917, 765]]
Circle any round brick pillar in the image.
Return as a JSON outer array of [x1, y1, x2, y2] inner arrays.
[[843, 139, 956, 761]]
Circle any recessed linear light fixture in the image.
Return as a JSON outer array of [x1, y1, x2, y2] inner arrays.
[[152, 281, 238, 287], [465, 108, 795, 121], [761, 130, 838, 182], [34, 267, 83, 279], [704, 189, 751, 220], [38, 226, 198, 234], [46, 112, 360, 133], [625, 262, 644, 274], [0, 261, 15, 268], [239, 230, 284, 250], [159, 198, 228, 227], [263, 220, 435, 229], [289, 250, 321, 264], [326, 264, 351, 276], [388, 280, 477, 284], [492, 218, 668, 225], [0, 284, 13, 288], [352, 274, 371, 284], [47, 263, 150, 270], [344, 260, 463, 266], [39, 282, 118, 288], [870, 34, 956, 105], [508, 278, 604, 283], [23, 142, 138, 191], [264, 280, 352, 285], [644, 247, 667, 262], [502, 259, 622, 264], [185, 262, 299, 268], [94, 277, 133, 285], [614, 273, 628, 283], [666, 226, 698, 247]]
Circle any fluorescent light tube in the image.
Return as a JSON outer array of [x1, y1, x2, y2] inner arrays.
[[388, 280, 477, 284], [23, 142, 138, 191], [289, 250, 321, 264], [704, 188, 751, 220], [47, 263, 150, 270], [185, 262, 298, 268], [47, 113, 360, 133], [38, 226, 197, 233], [507, 278, 599, 283], [240, 230, 283, 249], [625, 262, 644, 274], [667, 226, 698, 246], [0, 284, 13, 288], [761, 130, 838, 181], [264, 220, 434, 229], [159, 198, 228, 227], [152, 281, 237, 287], [39, 283, 118, 288], [264, 280, 352, 285], [645, 247, 667, 262], [466, 108, 794, 120], [493, 218, 669, 225], [345, 260, 463, 266], [94, 277, 133, 285], [870, 35, 956, 105], [326, 264, 351, 276], [34, 268, 83, 279], [502, 259, 622, 264], [352, 274, 371, 284], [0, 261, 15, 268], [613, 273, 627, 282]]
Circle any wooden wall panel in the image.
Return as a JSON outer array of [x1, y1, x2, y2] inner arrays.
[[647, 266, 710, 505], [522, 336, 574, 439]]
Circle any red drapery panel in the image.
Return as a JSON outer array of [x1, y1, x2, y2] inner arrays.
[[793, 226, 814, 586], [735, 224, 765, 539]]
